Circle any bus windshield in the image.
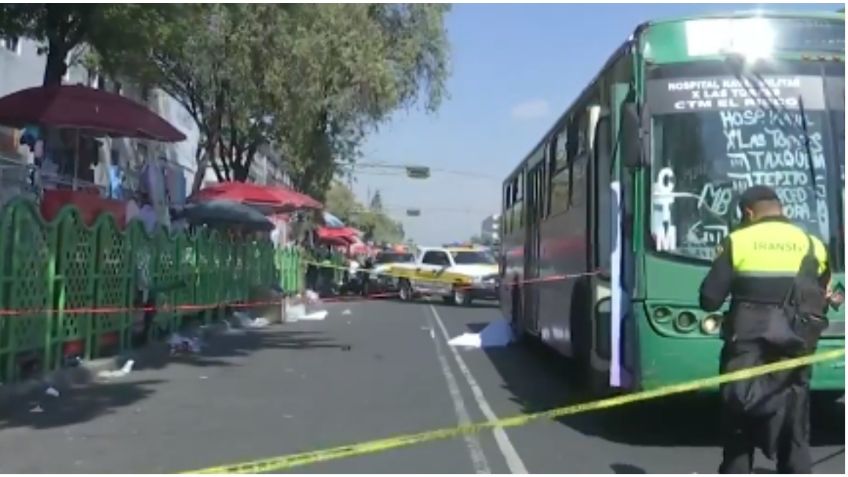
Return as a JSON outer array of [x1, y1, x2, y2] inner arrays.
[[646, 61, 844, 267], [451, 251, 496, 265]]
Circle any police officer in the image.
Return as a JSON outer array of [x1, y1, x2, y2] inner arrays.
[[699, 185, 839, 474]]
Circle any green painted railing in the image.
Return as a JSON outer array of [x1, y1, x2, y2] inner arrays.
[[0, 198, 299, 384]]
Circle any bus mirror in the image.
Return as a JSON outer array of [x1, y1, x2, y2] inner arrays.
[[621, 102, 644, 168]]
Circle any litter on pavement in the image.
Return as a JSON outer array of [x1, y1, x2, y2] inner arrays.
[[233, 311, 271, 328], [285, 293, 329, 322], [45, 386, 60, 398], [168, 333, 202, 355], [98, 359, 135, 379], [448, 319, 514, 349]]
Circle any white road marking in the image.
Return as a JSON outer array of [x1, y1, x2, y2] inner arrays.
[[426, 310, 492, 473], [429, 305, 529, 474]]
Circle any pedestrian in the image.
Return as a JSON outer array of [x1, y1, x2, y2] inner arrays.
[[699, 185, 842, 474]]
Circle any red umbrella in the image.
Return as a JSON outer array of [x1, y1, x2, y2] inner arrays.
[[192, 181, 322, 212], [316, 226, 360, 241], [0, 85, 185, 142]]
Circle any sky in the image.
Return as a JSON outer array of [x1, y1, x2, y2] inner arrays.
[[352, 3, 839, 245]]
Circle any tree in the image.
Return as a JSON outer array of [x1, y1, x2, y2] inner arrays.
[[94, 4, 450, 196], [323, 181, 404, 244], [0, 4, 174, 85], [93, 4, 293, 189], [369, 190, 384, 212], [323, 180, 359, 223], [267, 4, 450, 198]]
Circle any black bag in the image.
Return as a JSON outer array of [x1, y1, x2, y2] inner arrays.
[[780, 234, 829, 356]]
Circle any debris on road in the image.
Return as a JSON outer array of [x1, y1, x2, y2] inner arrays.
[[448, 319, 514, 349], [341, 309, 352, 315], [168, 333, 202, 355], [305, 289, 320, 304], [29, 404, 44, 413], [45, 386, 60, 398], [233, 311, 271, 328], [98, 360, 135, 379]]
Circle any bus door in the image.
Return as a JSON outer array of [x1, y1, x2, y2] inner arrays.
[[523, 162, 545, 334]]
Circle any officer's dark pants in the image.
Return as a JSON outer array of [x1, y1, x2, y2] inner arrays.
[[719, 346, 813, 474]]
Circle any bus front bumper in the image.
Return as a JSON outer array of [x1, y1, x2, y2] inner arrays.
[[637, 319, 845, 392]]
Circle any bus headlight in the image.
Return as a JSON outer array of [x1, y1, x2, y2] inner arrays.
[[674, 311, 698, 333], [701, 314, 723, 335], [653, 306, 673, 323]]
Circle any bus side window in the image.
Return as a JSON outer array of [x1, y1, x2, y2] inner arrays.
[[513, 176, 523, 229], [547, 137, 557, 217], [548, 125, 571, 216], [594, 115, 613, 271], [503, 182, 512, 234], [566, 118, 585, 207], [550, 165, 571, 216]]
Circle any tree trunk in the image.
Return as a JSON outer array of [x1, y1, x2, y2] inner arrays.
[[43, 41, 68, 86], [190, 147, 210, 194]]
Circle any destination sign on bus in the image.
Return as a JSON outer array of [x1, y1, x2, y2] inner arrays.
[[647, 75, 825, 114], [684, 17, 845, 58]]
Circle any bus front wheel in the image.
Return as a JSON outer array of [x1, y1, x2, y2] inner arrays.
[[570, 285, 608, 397], [510, 285, 526, 343]]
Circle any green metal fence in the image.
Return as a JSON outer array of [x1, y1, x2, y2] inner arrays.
[[0, 198, 302, 384]]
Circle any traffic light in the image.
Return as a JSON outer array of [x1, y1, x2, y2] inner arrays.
[[405, 166, 430, 179]]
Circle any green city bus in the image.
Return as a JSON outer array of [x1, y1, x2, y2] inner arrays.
[[499, 11, 845, 395]]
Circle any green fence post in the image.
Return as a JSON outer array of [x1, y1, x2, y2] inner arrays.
[[4, 200, 53, 382]]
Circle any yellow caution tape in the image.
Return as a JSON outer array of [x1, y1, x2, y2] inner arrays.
[[182, 348, 845, 474]]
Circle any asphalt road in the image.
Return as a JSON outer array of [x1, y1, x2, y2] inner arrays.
[[0, 298, 843, 473]]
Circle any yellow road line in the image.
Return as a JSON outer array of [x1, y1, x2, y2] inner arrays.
[[182, 348, 844, 474]]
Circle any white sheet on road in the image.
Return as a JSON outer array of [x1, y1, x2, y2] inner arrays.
[[448, 318, 514, 348], [285, 303, 327, 322], [298, 310, 328, 321]]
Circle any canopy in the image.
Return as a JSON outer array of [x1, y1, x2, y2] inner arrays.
[[316, 226, 360, 241], [192, 181, 322, 213], [0, 85, 185, 142], [173, 200, 274, 232]]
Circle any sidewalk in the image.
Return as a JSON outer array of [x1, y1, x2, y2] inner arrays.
[[0, 307, 348, 473]]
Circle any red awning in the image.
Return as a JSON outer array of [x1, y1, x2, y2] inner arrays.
[[0, 85, 185, 142], [191, 181, 322, 213], [316, 226, 359, 241]]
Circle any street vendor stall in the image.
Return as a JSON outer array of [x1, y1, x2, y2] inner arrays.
[[0, 84, 186, 226]]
